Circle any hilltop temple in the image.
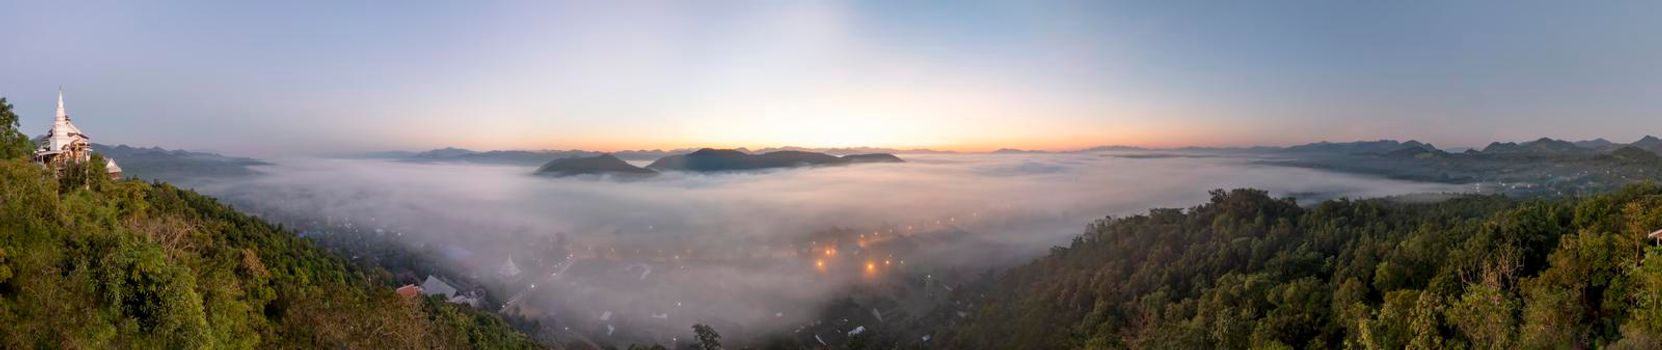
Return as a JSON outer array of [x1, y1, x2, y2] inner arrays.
[[31, 90, 121, 179]]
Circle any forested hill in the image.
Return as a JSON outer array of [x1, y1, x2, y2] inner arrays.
[[942, 187, 1662, 349], [0, 162, 541, 347]]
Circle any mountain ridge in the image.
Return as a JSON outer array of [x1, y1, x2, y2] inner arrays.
[[645, 148, 904, 172], [534, 154, 657, 177]]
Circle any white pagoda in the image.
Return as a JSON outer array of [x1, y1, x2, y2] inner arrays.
[[32, 89, 121, 179]]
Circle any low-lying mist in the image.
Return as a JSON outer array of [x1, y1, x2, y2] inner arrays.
[[194, 152, 1464, 344]]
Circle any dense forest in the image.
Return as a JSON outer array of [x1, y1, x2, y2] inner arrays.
[[940, 187, 1662, 349], [0, 99, 540, 348]]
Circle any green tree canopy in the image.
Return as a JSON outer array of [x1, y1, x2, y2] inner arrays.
[[0, 98, 35, 160]]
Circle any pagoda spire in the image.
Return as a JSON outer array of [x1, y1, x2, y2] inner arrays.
[[55, 86, 67, 122]]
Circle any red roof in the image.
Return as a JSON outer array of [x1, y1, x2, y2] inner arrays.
[[396, 284, 423, 299]]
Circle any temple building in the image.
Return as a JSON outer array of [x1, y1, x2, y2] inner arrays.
[[32, 89, 122, 179]]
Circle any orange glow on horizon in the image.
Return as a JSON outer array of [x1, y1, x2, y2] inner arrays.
[[399, 116, 1306, 153], [410, 129, 1290, 153]]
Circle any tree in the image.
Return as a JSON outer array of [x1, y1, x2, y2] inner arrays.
[[1615, 254, 1662, 349], [940, 187, 1662, 348], [0, 97, 34, 160], [1446, 284, 1519, 349], [691, 324, 722, 350], [56, 153, 110, 192], [0, 156, 545, 348]]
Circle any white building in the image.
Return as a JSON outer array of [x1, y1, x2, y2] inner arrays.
[[32, 89, 121, 179]]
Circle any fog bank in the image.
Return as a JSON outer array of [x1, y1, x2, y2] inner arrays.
[[196, 152, 1464, 343]]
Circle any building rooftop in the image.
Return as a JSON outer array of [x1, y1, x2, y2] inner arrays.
[[421, 275, 458, 297], [395, 284, 422, 299]]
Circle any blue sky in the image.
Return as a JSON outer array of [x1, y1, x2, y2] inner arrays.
[[2, 1, 1659, 156]]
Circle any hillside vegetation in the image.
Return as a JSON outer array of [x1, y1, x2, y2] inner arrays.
[[943, 187, 1662, 349], [0, 98, 541, 348]]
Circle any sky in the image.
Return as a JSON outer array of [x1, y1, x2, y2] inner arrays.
[[2, 0, 1660, 156]]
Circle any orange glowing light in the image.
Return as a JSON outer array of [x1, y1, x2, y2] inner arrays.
[[815, 259, 826, 270], [865, 261, 876, 271]]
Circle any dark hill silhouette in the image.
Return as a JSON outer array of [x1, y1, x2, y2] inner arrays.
[[411, 147, 477, 158], [646, 148, 904, 172], [394, 147, 688, 165], [1604, 146, 1662, 164], [1383, 145, 1449, 159], [534, 154, 657, 177], [841, 153, 905, 163], [1632, 135, 1662, 153], [1480, 137, 1586, 155], [1284, 140, 1437, 155], [1574, 138, 1617, 150], [991, 148, 1047, 154]]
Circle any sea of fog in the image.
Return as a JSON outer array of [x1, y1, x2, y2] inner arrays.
[[192, 152, 1465, 343]]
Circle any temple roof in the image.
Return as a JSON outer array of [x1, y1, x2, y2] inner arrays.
[[32, 89, 120, 176], [39, 89, 88, 153]]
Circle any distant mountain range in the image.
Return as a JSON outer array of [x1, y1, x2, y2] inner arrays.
[[990, 148, 1049, 154], [531, 148, 906, 177], [376, 144, 1230, 161], [390, 147, 681, 166], [1495, 136, 1662, 156], [1253, 136, 1662, 196], [1243, 136, 1662, 158], [1269, 137, 1662, 164], [92, 144, 270, 183], [645, 148, 903, 172], [375, 146, 940, 166], [744, 146, 955, 155], [1283, 140, 1439, 155], [1479, 138, 1590, 154], [89, 134, 1662, 191]]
